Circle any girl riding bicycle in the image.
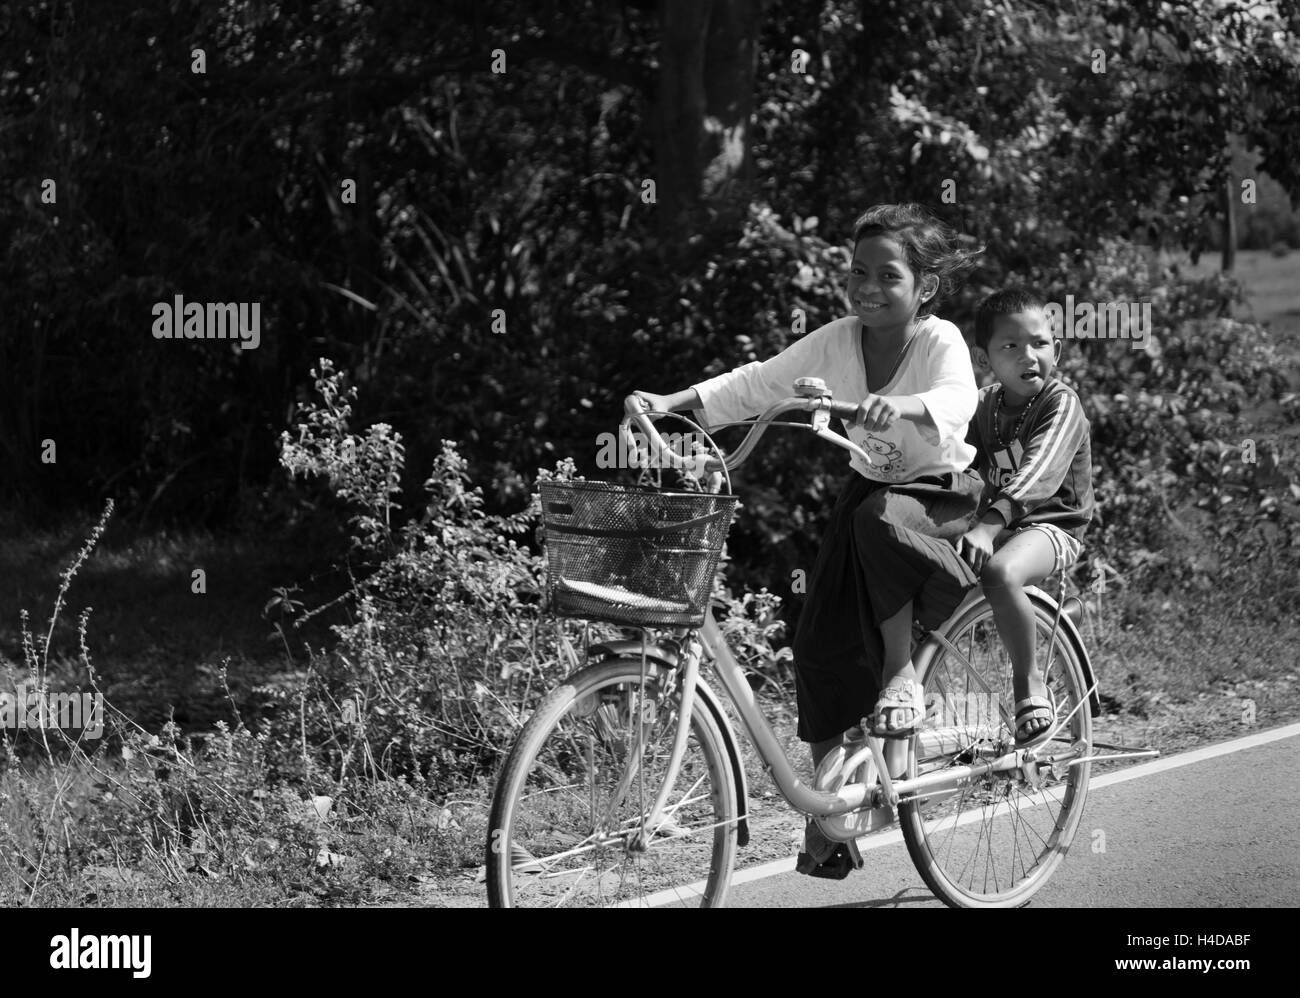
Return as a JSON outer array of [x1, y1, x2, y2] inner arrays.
[[635, 203, 984, 876]]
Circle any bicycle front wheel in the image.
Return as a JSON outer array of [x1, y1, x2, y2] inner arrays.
[[899, 595, 1092, 908], [486, 657, 739, 908]]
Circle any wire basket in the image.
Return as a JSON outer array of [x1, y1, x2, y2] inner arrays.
[[539, 480, 737, 628]]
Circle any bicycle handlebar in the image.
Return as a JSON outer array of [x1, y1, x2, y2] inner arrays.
[[621, 379, 875, 478]]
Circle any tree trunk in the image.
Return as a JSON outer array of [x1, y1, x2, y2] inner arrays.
[[654, 0, 760, 239], [1222, 173, 1236, 273]]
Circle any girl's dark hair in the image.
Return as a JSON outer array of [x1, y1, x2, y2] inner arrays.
[[851, 203, 984, 314], [973, 287, 1045, 350]]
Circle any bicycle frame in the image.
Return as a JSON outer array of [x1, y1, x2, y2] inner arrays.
[[586, 589, 1081, 843], [682, 589, 1089, 820]]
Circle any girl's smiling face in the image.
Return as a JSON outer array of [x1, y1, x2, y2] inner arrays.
[[978, 308, 1060, 404], [847, 235, 937, 334]]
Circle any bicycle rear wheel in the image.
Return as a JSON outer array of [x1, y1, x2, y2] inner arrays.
[[899, 596, 1092, 908], [486, 657, 739, 908]]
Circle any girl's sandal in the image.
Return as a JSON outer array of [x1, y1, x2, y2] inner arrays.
[[1013, 695, 1057, 749], [868, 679, 926, 739], [796, 820, 864, 880]]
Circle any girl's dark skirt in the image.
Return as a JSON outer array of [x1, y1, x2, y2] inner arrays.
[[791, 470, 982, 743]]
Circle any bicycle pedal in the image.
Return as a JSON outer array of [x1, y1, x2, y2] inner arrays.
[[796, 841, 862, 880]]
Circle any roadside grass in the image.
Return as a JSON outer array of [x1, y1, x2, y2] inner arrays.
[[0, 749, 491, 907]]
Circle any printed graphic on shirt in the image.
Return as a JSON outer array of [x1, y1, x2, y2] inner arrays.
[[988, 440, 1024, 488], [862, 433, 905, 479]]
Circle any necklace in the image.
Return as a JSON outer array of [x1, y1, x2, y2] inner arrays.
[[864, 321, 918, 391], [994, 382, 1047, 448]]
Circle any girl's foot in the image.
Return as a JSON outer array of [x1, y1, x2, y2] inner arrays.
[[796, 821, 862, 879], [869, 673, 926, 738]]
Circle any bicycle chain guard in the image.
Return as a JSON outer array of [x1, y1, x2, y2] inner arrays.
[[811, 735, 897, 842]]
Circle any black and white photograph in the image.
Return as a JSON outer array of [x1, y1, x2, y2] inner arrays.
[[1, 0, 1297, 949]]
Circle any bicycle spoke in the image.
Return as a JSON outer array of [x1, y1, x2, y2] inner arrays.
[[553, 865, 596, 908], [980, 796, 1000, 895]]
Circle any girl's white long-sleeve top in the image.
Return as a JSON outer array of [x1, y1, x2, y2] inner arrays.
[[692, 315, 978, 483]]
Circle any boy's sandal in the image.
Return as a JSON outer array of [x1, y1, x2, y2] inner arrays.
[[868, 679, 927, 739], [1014, 695, 1057, 748]]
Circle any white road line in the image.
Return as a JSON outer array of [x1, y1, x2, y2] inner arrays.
[[635, 722, 1300, 907], [1086, 721, 1300, 789]]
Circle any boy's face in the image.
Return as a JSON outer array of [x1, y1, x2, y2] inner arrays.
[[976, 308, 1060, 403], [847, 235, 937, 332]]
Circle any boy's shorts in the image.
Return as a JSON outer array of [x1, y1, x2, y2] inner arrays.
[[1011, 523, 1084, 575]]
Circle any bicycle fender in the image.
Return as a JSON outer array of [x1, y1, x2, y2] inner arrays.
[[693, 676, 751, 848], [1025, 586, 1101, 718], [587, 639, 682, 672]]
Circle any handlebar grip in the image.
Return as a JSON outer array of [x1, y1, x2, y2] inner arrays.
[[825, 399, 859, 421]]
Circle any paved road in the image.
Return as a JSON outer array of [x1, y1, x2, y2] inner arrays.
[[667, 724, 1300, 907]]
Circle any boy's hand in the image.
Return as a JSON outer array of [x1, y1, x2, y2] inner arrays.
[[854, 394, 902, 431], [957, 522, 1001, 573]]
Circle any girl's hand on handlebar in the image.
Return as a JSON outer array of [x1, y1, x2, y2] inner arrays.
[[854, 394, 902, 432], [630, 391, 671, 413]]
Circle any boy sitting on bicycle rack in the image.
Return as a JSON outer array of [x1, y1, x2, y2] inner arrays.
[[957, 288, 1096, 747]]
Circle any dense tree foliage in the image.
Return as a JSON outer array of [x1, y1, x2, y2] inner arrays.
[[2, 2, 1298, 589]]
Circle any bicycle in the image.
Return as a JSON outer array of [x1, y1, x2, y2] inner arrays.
[[486, 378, 1157, 908]]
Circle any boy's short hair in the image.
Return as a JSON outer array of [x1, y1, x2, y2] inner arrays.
[[973, 288, 1046, 351]]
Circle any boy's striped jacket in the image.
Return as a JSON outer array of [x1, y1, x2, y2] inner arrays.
[[964, 378, 1095, 538]]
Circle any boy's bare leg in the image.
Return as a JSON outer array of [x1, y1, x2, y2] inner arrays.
[[980, 531, 1058, 737]]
